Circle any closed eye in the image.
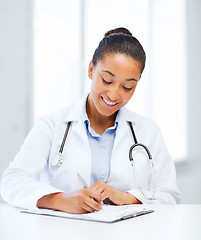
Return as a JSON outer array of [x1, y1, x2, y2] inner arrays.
[[123, 86, 133, 91], [102, 77, 112, 84]]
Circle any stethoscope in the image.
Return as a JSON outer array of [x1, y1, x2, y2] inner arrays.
[[128, 122, 156, 200], [52, 121, 156, 200]]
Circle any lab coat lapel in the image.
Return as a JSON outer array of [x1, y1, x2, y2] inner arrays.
[[113, 107, 132, 150], [63, 93, 89, 143], [73, 120, 89, 143], [72, 121, 91, 187], [63, 94, 92, 186], [113, 120, 129, 151]]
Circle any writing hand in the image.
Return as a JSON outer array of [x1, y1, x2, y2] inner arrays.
[[37, 188, 103, 214]]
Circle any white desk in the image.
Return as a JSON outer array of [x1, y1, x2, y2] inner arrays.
[[0, 203, 200, 240]]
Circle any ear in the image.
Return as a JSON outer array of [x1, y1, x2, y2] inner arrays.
[[88, 61, 93, 80]]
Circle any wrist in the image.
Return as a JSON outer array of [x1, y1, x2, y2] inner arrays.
[[37, 192, 63, 210], [124, 192, 142, 204]]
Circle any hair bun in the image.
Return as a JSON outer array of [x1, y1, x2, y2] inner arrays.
[[104, 27, 132, 38]]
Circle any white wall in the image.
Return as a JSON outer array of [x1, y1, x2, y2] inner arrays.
[[175, 0, 201, 203], [176, 161, 201, 204], [148, 0, 187, 161], [33, 0, 83, 121], [0, 0, 33, 178], [186, 0, 201, 161]]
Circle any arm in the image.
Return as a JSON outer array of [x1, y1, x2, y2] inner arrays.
[[0, 118, 62, 210], [37, 188, 103, 214]]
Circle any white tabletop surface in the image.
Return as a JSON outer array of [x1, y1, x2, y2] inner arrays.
[[0, 203, 201, 240]]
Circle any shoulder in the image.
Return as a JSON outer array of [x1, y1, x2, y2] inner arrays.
[[36, 93, 88, 128], [120, 108, 164, 146], [43, 105, 74, 123], [119, 107, 159, 131]]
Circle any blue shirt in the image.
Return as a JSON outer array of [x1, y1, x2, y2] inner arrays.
[[82, 110, 118, 185]]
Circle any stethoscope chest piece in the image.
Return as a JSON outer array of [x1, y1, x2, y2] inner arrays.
[[51, 154, 63, 167]]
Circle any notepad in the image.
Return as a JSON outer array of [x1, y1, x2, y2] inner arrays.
[[21, 205, 154, 223]]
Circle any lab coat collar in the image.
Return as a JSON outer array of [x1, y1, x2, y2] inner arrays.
[[116, 106, 137, 125], [63, 93, 89, 123]]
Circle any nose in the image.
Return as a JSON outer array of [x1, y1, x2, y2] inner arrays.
[[107, 87, 121, 101]]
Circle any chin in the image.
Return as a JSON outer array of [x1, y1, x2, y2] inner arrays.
[[98, 107, 119, 117]]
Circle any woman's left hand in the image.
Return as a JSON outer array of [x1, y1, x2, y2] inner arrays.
[[89, 181, 141, 205]]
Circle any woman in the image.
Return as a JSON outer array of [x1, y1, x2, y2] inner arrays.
[[0, 28, 181, 214]]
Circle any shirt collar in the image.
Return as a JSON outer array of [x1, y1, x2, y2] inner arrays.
[[81, 101, 119, 136]]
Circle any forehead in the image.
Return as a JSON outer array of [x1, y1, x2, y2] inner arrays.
[[95, 53, 142, 78]]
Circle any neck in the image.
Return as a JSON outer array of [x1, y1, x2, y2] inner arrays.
[[86, 96, 117, 134]]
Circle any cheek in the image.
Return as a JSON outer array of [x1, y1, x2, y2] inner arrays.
[[91, 78, 105, 93], [122, 90, 135, 104]]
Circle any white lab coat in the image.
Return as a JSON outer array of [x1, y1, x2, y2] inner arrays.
[[0, 94, 181, 210]]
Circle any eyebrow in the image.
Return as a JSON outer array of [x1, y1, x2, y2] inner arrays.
[[102, 70, 138, 82]]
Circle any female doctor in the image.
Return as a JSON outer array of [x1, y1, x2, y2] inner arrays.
[[0, 27, 181, 214]]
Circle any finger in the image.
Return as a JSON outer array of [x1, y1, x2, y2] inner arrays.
[[90, 182, 108, 195], [81, 188, 102, 209], [99, 189, 110, 202], [88, 186, 108, 203], [90, 181, 106, 190], [81, 202, 98, 213], [88, 190, 102, 204], [83, 197, 102, 212], [97, 185, 115, 202], [94, 185, 106, 197]]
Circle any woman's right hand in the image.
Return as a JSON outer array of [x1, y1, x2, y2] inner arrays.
[[37, 188, 103, 214]]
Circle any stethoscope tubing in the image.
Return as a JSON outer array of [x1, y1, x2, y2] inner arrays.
[[128, 121, 156, 200], [55, 120, 156, 200], [59, 121, 72, 154]]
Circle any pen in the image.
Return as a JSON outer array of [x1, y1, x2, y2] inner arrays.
[[77, 173, 89, 188], [77, 173, 104, 211]]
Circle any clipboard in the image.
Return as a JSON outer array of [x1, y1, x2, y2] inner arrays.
[[21, 204, 154, 223]]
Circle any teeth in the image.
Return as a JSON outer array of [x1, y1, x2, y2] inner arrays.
[[102, 97, 116, 106]]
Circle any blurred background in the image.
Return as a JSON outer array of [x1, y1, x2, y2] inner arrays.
[[0, 0, 200, 203]]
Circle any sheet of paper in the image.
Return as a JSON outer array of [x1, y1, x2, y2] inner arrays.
[[21, 205, 153, 223]]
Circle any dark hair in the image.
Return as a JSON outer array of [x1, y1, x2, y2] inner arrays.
[[92, 27, 146, 74]]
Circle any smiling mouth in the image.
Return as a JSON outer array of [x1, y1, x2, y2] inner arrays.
[[102, 97, 117, 106]]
